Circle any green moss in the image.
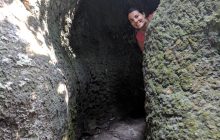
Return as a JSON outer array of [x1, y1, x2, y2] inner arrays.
[[144, 0, 220, 139], [147, 79, 157, 94], [176, 69, 193, 91], [164, 49, 175, 61], [187, 37, 198, 49], [152, 84, 163, 94], [156, 51, 165, 61], [186, 64, 196, 73], [184, 117, 200, 134]]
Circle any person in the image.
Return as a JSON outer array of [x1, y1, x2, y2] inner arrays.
[[128, 8, 154, 52]]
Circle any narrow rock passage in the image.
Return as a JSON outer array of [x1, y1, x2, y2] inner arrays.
[[69, 0, 159, 139], [81, 118, 146, 140], [71, 0, 146, 138]]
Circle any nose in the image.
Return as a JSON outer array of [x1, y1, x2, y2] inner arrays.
[[134, 18, 138, 23]]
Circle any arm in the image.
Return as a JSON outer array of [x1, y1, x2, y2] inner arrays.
[[147, 13, 154, 21]]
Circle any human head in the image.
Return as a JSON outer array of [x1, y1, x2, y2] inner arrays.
[[127, 8, 147, 30]]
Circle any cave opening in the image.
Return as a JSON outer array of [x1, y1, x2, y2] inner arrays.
[[69, 0, 160, 139]]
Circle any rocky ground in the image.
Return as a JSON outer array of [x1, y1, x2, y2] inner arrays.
[[81, 118, 146, 140]]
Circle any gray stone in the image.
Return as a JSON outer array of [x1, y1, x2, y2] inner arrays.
[[0, 0, 78, 139], [143, 0, 220, 139]]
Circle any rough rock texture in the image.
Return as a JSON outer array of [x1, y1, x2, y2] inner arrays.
[[144, 0, 220, 139], [0, 0, 78, 139], [0, 0, 148, 139], [70, 0, 145, 138], [87, 118, 145, 140]]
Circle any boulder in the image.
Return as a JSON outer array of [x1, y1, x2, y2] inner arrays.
[[144, 0, 220, 139]]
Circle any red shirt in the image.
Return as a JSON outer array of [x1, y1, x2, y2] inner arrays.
[[136, 31, 145, 46], [135, 13, 154, 51]]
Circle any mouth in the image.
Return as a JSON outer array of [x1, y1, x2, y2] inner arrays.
[[136, 20, 143, 28]]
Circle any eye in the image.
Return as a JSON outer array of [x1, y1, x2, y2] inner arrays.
[[129, 19, 134, 22], [135, 15, 138, 18]]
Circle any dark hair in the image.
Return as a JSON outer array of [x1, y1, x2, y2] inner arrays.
[[127, 0, 160, 16], [127, 8, 144, 15]]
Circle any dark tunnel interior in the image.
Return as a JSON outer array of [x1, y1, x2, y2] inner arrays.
[[69, 0, 160, 139]]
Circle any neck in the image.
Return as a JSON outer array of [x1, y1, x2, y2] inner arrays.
[[138, 21, 148, 32]]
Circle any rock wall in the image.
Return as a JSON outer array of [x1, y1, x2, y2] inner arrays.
[[144, 0, 220, 139], [0, 0, 78, 139], [70, 0, 145, 137], [3, 0, 219, 139]]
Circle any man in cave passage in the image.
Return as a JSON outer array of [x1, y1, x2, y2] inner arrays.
[[128, 8, 154, 52]]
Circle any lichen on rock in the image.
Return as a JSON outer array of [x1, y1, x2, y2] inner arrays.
[[143, 0, 220, 139], [0, 0, 78, 139]]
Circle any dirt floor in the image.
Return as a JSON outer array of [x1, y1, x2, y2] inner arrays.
[[81, 118, 146, 140]]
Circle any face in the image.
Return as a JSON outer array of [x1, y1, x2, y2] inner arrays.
[[128, 10, 147, 30]]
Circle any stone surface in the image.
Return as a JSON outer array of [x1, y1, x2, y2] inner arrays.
[[3, 0, 219, 140], [0, 0, 78, 139], [143, 0, 220, 139], [70, 0, 146, 138], [0, 0, 148, 139], [0, 0, 150, 139], [82, 118, 146, 140]]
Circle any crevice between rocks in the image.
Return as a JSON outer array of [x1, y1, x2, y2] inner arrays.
[[68, 0, 160, 139]]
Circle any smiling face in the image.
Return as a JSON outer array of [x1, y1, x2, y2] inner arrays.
[[128, 10, 147, 30]]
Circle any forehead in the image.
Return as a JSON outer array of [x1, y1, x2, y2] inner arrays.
[[128, 10, 142, 19]]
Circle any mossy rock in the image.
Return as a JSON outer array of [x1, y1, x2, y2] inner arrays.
[[143, 0, 220, 139]]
